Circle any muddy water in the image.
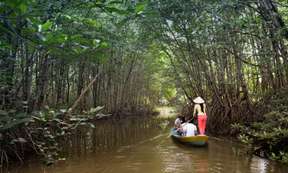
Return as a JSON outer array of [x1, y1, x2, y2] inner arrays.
[[6, 117, 288, 173]]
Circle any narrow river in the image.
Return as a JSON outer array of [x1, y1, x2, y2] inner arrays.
[[6, 117, 288, 173]]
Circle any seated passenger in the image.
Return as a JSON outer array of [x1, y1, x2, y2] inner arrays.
[[174, 115, 184, 128], [182, 122, 197, 136], [174, 115, 185, 135]]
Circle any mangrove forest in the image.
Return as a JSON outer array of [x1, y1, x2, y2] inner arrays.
[[1, 0, 288, 172]]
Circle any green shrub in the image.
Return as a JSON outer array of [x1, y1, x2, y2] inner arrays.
[[232, 88, 288, 163]]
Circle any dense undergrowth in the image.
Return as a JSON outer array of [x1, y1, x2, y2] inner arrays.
[[0, 106, 108, 167], [232, 88, 288, 163]]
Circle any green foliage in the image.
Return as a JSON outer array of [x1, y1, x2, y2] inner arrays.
[[0, 110, 31, 132], [270, 152, 288, 163], [41, 20, 53, 31], [232, 88, 288, 163], [135, 1, 147, 14], [0, 107, 108, 165], [162, 85, 177, 101], [2, 0, 31, 13], [1, 0, 288, 166]]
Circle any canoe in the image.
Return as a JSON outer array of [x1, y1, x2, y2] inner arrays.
[[170, 128, 208, 147]]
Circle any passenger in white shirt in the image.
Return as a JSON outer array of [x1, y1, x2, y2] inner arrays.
[[181, 122, 197, 136]]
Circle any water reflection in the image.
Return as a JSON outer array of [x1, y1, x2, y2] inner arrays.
[[60, 117, 161, 157], [5, 117, 288, 173], [250, 157, 268, 173]]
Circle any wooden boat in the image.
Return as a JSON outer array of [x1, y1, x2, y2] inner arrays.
[[170, 128, 208, 146]]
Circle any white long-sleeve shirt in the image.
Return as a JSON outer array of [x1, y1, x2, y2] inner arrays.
[[182, 123, 197, 136]]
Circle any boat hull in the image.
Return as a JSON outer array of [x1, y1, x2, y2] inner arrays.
[[170, 128, 208, 146]]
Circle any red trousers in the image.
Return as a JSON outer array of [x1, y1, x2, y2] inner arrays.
[[198, 114, 207, 135]]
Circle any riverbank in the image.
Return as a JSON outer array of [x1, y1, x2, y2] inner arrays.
[[232, 88, 288, 164]]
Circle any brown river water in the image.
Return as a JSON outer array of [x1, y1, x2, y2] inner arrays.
[[5, 117, 288, 173]]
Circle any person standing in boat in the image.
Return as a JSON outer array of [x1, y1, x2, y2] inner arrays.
[[193, 96, 207, 135]]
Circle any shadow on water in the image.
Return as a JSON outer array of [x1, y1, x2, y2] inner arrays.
[[4, 116, 288, 173]]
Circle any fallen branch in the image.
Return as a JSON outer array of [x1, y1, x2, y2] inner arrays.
[[65, 73, 100, 115]]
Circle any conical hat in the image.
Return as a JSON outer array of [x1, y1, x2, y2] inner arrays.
[[193, 97, 205, 104]]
